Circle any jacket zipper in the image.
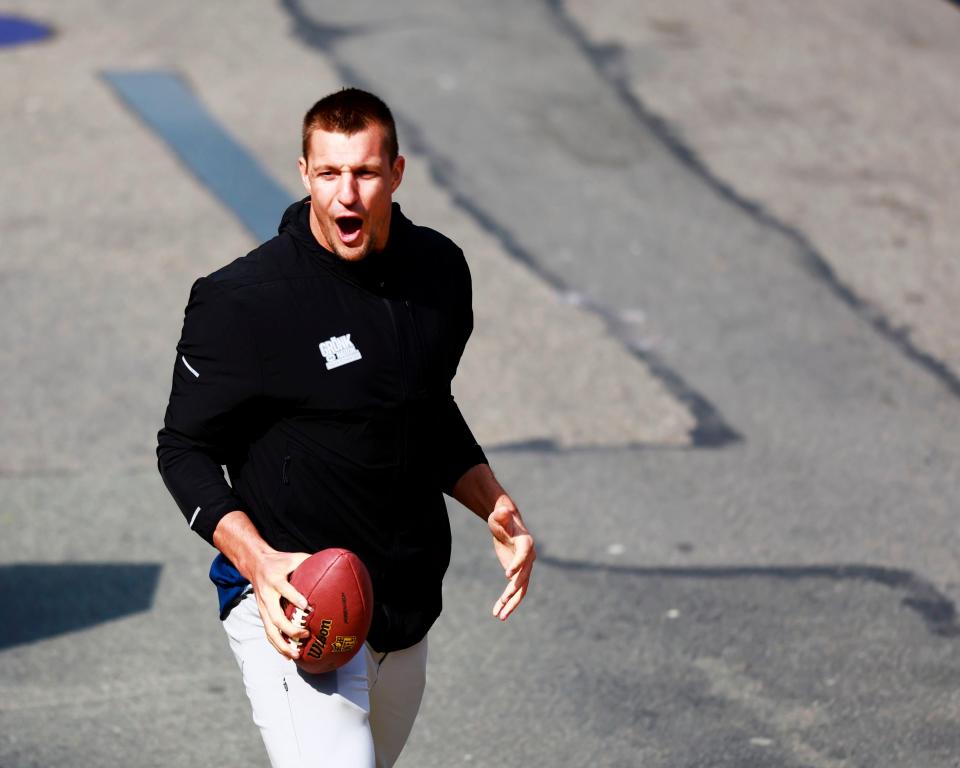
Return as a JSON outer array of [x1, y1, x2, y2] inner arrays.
[[404, 300, 426, 396], [382, 298, 409, 401], [382, 297, 409, 558]]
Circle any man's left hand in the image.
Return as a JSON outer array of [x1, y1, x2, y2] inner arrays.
[[488, 495, 536, 620]]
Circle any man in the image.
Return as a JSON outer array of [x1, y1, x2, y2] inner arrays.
[[157, 88, 535, 767]]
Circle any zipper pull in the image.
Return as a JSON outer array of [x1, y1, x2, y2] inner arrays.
[[281, 456, 290, 485]]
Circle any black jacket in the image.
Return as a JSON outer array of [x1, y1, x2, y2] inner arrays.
[[157, 199, 487, 651]]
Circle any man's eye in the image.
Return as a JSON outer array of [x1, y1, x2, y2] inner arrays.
[[318, 171, 335, 179]]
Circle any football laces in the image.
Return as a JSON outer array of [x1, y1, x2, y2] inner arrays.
[[286, 605, 311, 656]]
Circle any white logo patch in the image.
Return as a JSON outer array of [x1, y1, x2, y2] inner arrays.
[[319, 333, 362, 370]]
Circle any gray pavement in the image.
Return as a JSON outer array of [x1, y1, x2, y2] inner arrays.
[[2, 2, 960, 767], [565, 0, 960, 380]]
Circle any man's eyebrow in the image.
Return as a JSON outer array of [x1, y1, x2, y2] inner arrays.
[[312, 160, 384, 172]]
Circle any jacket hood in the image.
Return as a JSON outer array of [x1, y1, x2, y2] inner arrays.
[[279, 197, 410, 253], [278, 196, 314, 242], [276, 197, 412, 289]]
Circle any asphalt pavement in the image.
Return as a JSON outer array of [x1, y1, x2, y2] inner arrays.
[[2, 2, 959, 767]]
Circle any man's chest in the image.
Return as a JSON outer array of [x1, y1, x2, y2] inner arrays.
[[246, 277, 458, 409]]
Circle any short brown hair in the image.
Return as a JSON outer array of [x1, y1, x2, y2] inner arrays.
[[301, 88, 399, 163]]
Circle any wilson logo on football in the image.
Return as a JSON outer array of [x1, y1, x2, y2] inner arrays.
[[332, 635, 358, 653], [305, 618, 333, 659]]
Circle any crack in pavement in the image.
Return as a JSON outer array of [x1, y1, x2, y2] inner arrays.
[[544, 0, 960, 402]]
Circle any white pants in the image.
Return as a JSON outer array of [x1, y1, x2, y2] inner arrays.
[[222, 593, 427, 768]]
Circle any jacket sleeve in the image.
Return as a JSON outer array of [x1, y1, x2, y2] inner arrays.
[[437, 395, 488, 494], [156, 277, 261, 545], [437, 249, 488, 494]]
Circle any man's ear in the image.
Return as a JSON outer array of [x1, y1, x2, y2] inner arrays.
[[298, 156, 310, 193], [390, 155, 405, 193]]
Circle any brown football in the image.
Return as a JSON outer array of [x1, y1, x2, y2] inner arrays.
[[283, 548, 374, 674]]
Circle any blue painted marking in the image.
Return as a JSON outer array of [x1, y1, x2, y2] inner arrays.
[[0, 15, 52, 47], [103, 71, 293, 242]]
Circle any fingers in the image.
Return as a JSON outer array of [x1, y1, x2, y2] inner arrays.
[[270, 591, 309, 640], [504, 534, 534, 577], [497, 582, 527, 621], [492, 548, 534, 621], [261, 572, 309, 639], [275, 576, 308, 612], [488, 501, 536, 620], [492, 572, 529, 621], [492, 579, 517, 617], [276, 552, 310, 609], [495, 557, 531, 608], [256, 593, 301, 659], [252, 551, 313, 659]]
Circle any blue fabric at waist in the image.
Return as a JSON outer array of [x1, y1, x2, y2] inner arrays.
[[209, 553, 250, 619]]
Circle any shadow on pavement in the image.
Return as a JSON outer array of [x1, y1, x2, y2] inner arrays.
[[0, 563, 162, 650], [539, 554, 959, 638]]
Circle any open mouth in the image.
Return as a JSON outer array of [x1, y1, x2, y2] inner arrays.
[[335, 216, 363, 246]]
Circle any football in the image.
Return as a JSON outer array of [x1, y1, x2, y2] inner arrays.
[[283, 548, 374, 674]]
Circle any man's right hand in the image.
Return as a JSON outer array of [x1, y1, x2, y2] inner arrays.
[[213, 510, 311, 659], [249, 549, 312, 658]]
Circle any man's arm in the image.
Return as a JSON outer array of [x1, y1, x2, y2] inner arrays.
[[157, 277, 258, 541], [442, 248, 533, 619], [157, 278, 307, 658], [212, 511, 310, 658], [452, 463, 536, 621]]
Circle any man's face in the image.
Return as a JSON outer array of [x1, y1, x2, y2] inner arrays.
[[298, 124, 404, 261]]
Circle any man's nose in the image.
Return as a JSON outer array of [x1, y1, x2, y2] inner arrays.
[[336, 173, 359, 206]]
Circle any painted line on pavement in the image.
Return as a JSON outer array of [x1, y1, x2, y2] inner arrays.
[[0, 15, 52, 47], [102, 71, 292, 243]]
